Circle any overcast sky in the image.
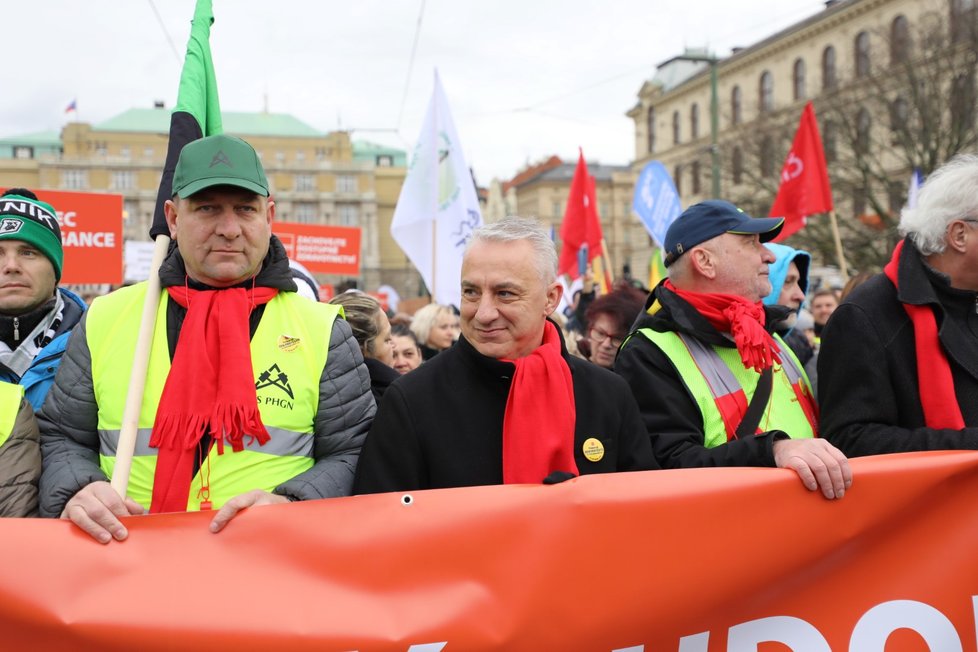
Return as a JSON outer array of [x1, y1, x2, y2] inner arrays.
[[4, 0, 825, 183]]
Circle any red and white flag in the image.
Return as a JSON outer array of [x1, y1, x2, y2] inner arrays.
[[770, 101, 833, 240]]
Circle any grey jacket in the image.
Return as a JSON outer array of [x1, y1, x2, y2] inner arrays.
[[37, 305, 375, 517]]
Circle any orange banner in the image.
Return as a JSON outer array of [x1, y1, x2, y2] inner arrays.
[[29, 189, 124, 285], [273, 221, 361, 275], [2, 452, 978, 650]]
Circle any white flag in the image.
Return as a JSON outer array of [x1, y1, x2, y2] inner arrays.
[[391, 71, 483, 308]]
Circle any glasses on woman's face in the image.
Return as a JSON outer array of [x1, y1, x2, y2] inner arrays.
[[588, 326, 623, 348]]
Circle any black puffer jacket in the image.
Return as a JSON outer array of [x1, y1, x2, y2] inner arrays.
[[614, 281, 793, 469], [818, 237, 978, 456]]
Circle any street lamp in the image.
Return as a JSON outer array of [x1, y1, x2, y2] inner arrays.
[[675, 52, 721, 198]]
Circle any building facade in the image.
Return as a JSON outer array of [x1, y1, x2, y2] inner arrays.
[[627, 0, 976, 270], [497, 157, 653, 284], [0, 107, 409, 294]]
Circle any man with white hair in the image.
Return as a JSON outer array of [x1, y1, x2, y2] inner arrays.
[[353, 216, 656, 493], [819, 155, 978, 455]]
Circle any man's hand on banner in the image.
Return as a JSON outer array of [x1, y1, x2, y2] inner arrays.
[[61, 480, 146, 544], [773, 437, 852, 500], [209, 489, 290, 533]]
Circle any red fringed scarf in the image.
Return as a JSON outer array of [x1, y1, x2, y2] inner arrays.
[[666, 279, 781, 373], [149, 284, 279, 513], [883, 240, 965, 429], [502, 321, 578, 484]]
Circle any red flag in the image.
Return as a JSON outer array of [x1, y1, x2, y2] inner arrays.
[[770, 101, 833, 240], [558, 151, 608, 288]]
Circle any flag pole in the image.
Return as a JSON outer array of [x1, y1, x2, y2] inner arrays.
[[430, 69, 439, 304], [828, 209, 849, 280], [111, 236, 168, 497], [111, 0, 220, 498]]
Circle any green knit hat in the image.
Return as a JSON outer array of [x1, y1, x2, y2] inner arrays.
[[0, 194, 63, 281], [172, 134, 269, 198]]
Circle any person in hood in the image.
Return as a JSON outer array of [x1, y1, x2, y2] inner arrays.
[[762, 243, 814, 367]]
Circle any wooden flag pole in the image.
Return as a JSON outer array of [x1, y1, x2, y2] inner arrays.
[[110, 235, 169, 498], [827, 209, 849, 280]]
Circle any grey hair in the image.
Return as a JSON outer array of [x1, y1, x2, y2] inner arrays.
[[410, 302, 454, 345], [466, 216, 558, 283], [900, 154, 978, 255]]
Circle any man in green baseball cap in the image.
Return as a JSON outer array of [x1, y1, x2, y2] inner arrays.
[[0, 188, 86, 411], [40, 133, 374, 543]]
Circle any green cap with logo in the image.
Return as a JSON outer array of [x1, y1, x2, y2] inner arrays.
[[172, 134, 269, 198]]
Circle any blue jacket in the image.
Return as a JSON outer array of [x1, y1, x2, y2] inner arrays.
[[763, 243, 811, 311], [0, 288, 86, 411]]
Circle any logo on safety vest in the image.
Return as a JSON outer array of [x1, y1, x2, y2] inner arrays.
[[278, 335, 301, 352], [255, 363, 294, 400]]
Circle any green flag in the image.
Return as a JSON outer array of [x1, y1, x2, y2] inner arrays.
[[150, 0, 222, 239]]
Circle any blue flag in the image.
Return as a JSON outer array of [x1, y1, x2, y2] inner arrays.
[[632, 161, 682, 248]]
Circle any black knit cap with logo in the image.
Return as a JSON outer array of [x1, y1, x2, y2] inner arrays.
[[0, 189, 64, 281]]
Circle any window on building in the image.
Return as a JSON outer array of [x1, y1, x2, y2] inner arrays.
[[760, 135, 775, 178], [672, 111, 681, 144], [732, 147, 744, 185], [13, 146, 33, 159], [110, 170, 134, 191], [731, 86, 742, 125], [759, 71, 774, 113], [690, 103, 700, 140], [890, 15, 911, 65], [822, 46, 837, 90], [295, 174, 315, 192], [852, 188, 868, 217], [296, 150, 306, 162], [691, 161, 702, 195], [120, 146, 131, 159], [62, 169, 88, 189], [673, 164, 682, 196], [646, 107, 656, 154], [793, 58, 806, 101], [951, 72, 976, 131], [856, 107, 872, 156], [377, 155, 394, 167], [823, 120, 837, 163], [337, 203, 359, 226], [294, 202, 319, 224], [889, 96, 909, 144], [93, 141, 107, 156], [552, 201, 562, 218], [855, 31, 871, 78], [951, 0, 978, 43], [315, 147, 327, 161], [144, 146, 154, 158], [337, 175, 358, 193]]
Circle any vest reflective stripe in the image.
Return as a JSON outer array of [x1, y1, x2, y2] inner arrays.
[[639, 328, 817, 447], [87, 283, 339, 510], [0, 382, 24, 448], [97, 425, 314, 458]]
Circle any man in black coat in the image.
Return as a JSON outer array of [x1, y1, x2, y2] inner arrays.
[[353, 217, 656, 493], [615, 200, 850, 500], [819, 155, 978, 455]]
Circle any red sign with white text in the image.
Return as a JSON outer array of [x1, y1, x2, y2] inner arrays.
[[273, 222, 361, 275], [1, 189, 123, 284]]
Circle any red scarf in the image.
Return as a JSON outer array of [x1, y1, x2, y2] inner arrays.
[[149, 284, 279, 514], [883, 240, 965, 429], [502, 321, 578, 484], [665, 279, 781, 373]]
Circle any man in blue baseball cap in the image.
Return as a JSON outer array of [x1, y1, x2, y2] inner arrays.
[[616, 200, 851, 500]]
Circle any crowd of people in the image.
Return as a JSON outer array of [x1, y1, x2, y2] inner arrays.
[[2, 134, 977, 544]]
